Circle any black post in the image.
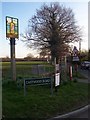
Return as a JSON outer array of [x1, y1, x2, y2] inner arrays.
[[10, 38, 16, 81], [51, 77, 53, 96]]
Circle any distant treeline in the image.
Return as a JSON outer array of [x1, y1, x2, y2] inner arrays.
[[1, 57, 48, 62]]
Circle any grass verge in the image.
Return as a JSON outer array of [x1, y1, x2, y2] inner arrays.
[[2, 62, 88, 119], [2, 81, 88, 119]]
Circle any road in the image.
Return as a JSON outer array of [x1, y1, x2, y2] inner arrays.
[[66, 105, 89, 118], [79, 69, 90, 78], [78, 68, 90, 83], [48, 105, 89, 119]]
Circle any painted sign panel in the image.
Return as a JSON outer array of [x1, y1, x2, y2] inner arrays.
[[72, 46, 79, 62], [6, 16, 19, 38]]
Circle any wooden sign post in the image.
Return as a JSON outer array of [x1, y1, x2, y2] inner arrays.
[[10, 38, 16, 81], [6, 16, 19, 81]]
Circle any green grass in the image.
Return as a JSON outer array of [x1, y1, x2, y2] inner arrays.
[[2, 61, 49, 66], [2, 81, 88, 119], [2, 61, 89, 119], [2, 61, 54, 82]]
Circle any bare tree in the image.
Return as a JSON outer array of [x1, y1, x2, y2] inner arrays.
[[22, 3, 82, 63], [39, 48, 50, 58], [26, 53, 34, 58]]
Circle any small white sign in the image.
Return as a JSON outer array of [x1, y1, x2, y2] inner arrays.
[[55, 64, 59, 71], [73, 56, 79, 61], [55, 73, 60, 86]]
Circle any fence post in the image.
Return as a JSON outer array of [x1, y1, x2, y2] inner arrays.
[[69, 65, 72, 81], [24, 80, 26, 96]]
